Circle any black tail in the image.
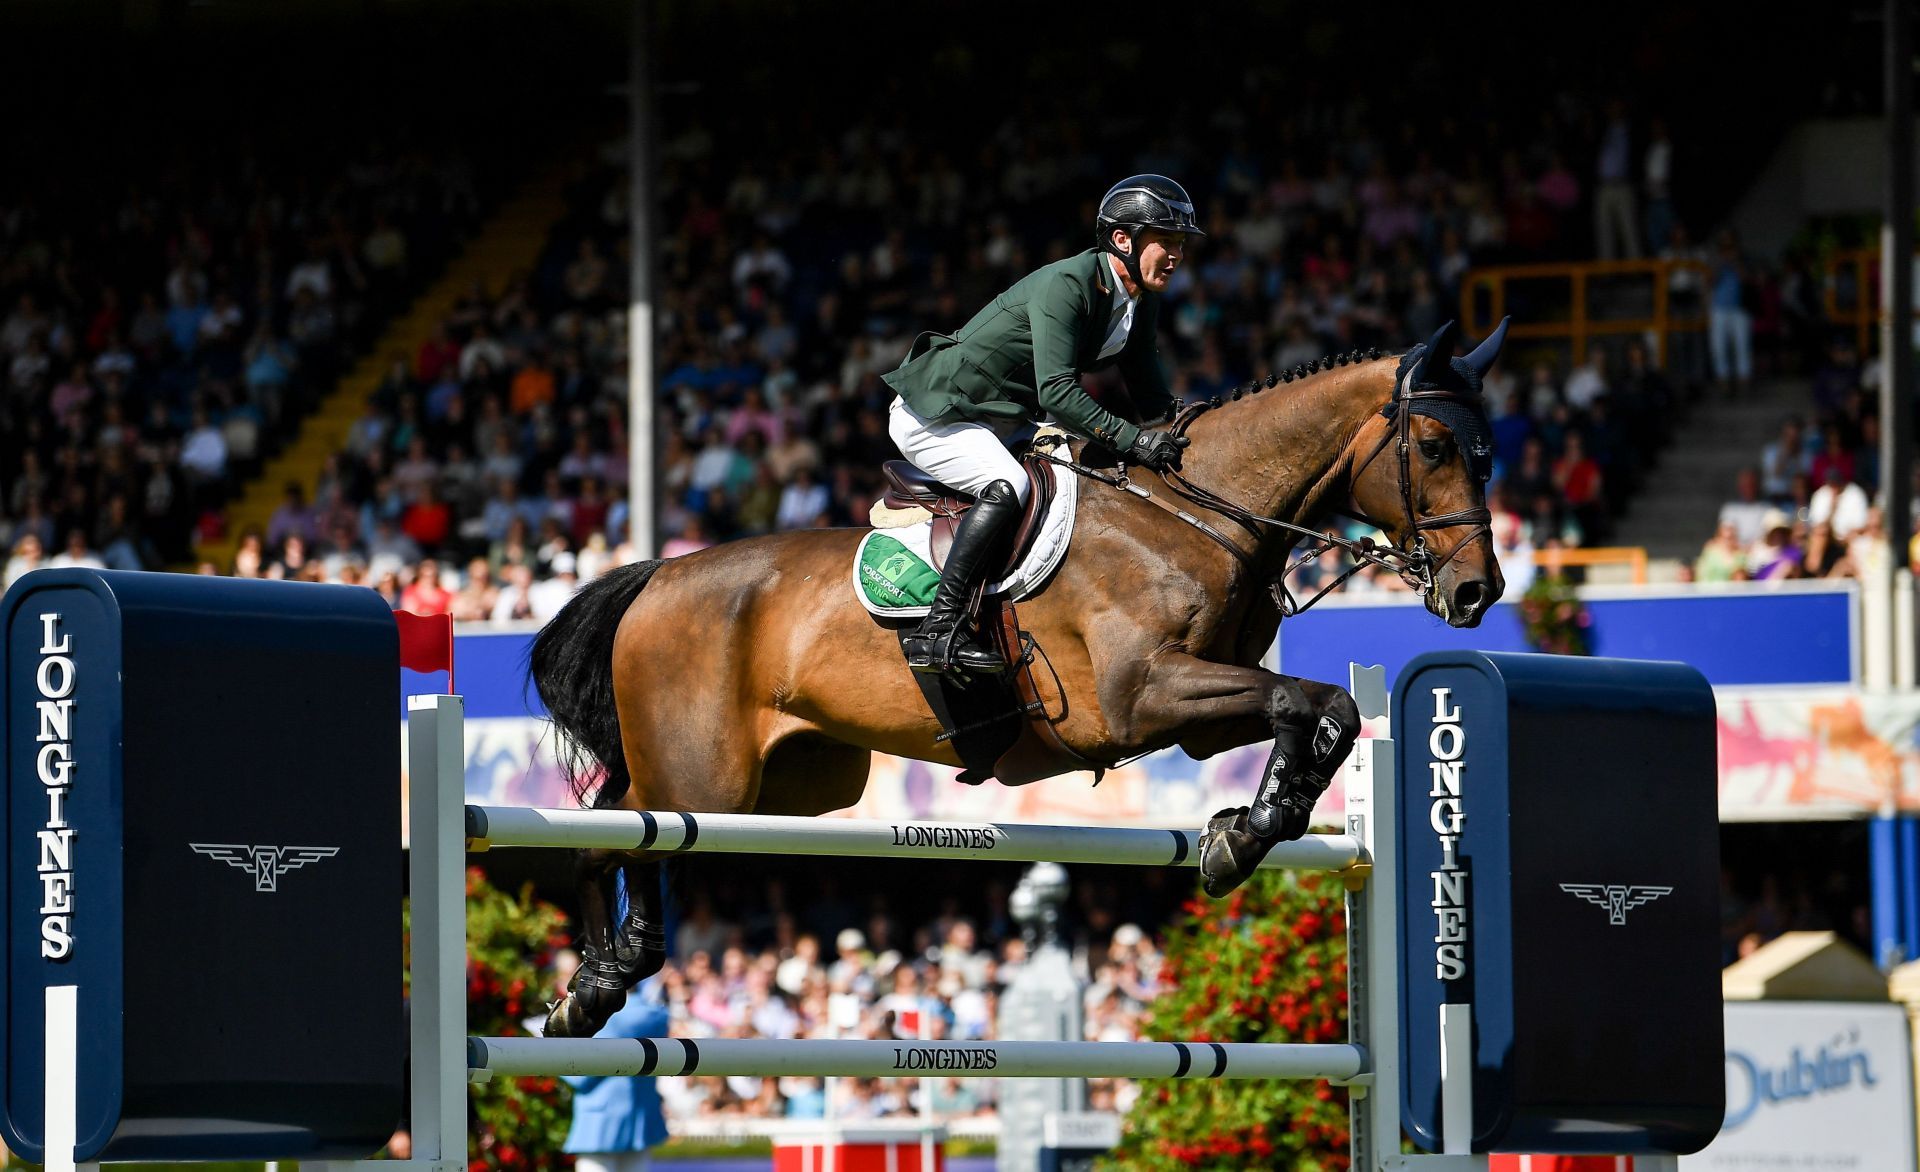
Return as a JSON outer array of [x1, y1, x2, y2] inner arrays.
[[528, 559, 664, 808]]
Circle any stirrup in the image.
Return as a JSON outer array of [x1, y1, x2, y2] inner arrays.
[[904, 626, 1005, 676]]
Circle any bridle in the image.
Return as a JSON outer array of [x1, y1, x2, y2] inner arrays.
[[1039, 351, 1492, 618]]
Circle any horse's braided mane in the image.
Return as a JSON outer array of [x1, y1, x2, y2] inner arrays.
[[1196, 345, 1392, 409]]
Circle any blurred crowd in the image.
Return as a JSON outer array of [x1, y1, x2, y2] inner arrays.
[[5, 40, 1901, 614], [3, 73, 1751, 607], [1701, 336, 1914, 583], [536, 887, 1163, 1123], [0, 143, 486, 585]]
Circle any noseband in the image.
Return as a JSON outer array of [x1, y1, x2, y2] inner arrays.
[[1040, 354, 1493, 618]]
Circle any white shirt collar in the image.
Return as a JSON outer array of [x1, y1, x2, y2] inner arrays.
[[1104, 253, 1138, 305]]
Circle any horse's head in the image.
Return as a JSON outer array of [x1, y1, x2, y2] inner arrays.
[[1348, 319, 1508, 627]]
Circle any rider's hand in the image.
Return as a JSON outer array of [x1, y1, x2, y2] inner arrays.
[[1127, 429, 1189, 472]]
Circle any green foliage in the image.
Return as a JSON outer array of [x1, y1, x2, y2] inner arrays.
[[405, 867, 576, 1172], [1516, 572, 1592, 656], [1106, 871, 1351, 1171]]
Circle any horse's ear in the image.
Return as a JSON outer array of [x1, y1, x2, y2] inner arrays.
[[1461, 316, 1511, 379], [1412, 319, 1459, 383]]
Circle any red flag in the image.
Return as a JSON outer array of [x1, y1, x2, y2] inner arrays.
[[394, 610, 455, 693]]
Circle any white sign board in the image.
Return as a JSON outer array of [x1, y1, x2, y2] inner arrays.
[[1681, 1001, 1916, 1170]]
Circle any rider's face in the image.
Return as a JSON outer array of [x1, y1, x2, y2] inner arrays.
[[1115, 228, 1188, 292]]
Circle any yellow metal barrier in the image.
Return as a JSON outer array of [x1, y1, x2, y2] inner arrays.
[[1461, 259, 1709, 366], [1531, 545, 1649, 585], [1821, 247, 1920, 356]]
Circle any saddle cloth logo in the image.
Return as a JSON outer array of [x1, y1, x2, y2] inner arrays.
[[1559, 883, 1672, 925], [191, 843, 340, 892]]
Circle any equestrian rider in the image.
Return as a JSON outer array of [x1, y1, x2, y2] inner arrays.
[[883, 175, 1203, 675]]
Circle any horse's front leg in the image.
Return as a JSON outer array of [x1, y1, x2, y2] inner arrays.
[[1116, 654, 1359, 898], [544, 850, 665, 1038]]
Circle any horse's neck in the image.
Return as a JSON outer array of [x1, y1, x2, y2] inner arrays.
[[1178, 360, 1392, 553]]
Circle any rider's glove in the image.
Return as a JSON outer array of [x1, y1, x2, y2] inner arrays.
[[1126, 429, 1189, 472]]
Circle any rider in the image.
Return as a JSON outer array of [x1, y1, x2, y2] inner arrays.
[[883, 175, 1203, 675]]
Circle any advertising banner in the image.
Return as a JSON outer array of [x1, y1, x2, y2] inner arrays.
[[1681, 1002, 1917, 1170]]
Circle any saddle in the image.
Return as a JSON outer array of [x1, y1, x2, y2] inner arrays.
[[879, 454, 1058, 577], [876, 453, 1090, 789]]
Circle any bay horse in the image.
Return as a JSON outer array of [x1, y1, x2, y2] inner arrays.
[[529, 319, 1508, 1038]]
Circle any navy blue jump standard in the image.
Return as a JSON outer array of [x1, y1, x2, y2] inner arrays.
[[1, 569, 403, 1163], [1393, 650, 1724, 1156]]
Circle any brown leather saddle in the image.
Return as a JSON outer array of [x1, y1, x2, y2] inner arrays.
[[879, 454, 1058, 578]]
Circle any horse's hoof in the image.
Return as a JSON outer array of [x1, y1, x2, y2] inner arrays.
[[542, 994, 586, 1038], [542, 980, 625, 1038], [1198, 806, 1276, 898]]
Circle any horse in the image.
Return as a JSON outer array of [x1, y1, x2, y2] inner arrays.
[[528, 319, 1509, 1038]]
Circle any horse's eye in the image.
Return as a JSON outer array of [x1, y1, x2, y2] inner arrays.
[[1419, 439, 1447, 461]]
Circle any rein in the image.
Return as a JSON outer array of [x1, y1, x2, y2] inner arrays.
[[1038, 355, 1492, 618]]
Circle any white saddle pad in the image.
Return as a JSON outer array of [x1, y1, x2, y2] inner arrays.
[[852, 467, 1078, 619]]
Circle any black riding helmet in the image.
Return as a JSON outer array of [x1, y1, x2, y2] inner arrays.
[[1096, 174, 1205, 288]]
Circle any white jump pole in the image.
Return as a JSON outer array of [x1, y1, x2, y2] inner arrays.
[[468, 1037, 1366, 1082], [468, 806, 1364, 874]]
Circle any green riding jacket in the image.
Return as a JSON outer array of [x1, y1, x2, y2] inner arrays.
[[881, 247, 1175, 452]]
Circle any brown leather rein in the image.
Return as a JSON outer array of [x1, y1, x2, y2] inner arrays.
[[1037, 359, 1492, 619]]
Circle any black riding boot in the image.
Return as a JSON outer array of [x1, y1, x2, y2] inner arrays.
[[902, 479, 1020, 676]]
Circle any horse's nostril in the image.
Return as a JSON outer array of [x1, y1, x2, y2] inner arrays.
[[1454, 581, 1487, 617]]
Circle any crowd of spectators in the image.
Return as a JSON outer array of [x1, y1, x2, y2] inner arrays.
[[1701, 335, 1913, 583], [10, 36, 1887, 615], [533, 882, 1164, 1125], [92, 75, 1733, 615], [0, 144, 487, 589]]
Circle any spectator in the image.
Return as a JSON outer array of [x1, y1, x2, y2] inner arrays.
[[450, 558, 500, 621], [1592, 99, 1639, 259], [561, 982, 670, 1172], [775, 467, 829, 531], [267, 483, 317, 550], [400, 558, 455, 615], [1562, 351, 1610, 412], [179, 407, 230, 488], [1643, 115, 1675, 251], [41, 526, 102, 571], [1747, 510, 1802, 580], [1718, 469, 1772, 548], [531, 551, 581, 620], [1709, 230, 1752, 393], [401, 483, 454, 553], [1695, 522, 1748, 583], [1759, 418, 1809, 502], [491, 563, 539, 624], [5, 533, 46, 586], [1808, 465, 1870, 543]]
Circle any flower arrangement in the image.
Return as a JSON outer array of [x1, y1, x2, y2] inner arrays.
[[406, 867, 575, 1171], [1105, 871, 1351, 1171], [1517, 572, 1592, 656]]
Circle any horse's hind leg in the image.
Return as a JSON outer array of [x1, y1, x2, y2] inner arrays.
[[543, 851, 666, 1038]]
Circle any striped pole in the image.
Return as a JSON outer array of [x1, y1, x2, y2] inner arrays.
[[465, 806, 1365, 873], [467, 1037, 1365, 1083]]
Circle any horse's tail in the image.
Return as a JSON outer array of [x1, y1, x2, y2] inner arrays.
[[528, 559, 664, 808]]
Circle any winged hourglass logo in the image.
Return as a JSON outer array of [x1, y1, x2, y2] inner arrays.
[[190, 843, 340, 892], [1559, 883, 1672, 926]]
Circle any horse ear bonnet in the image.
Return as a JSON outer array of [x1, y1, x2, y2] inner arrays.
[[1384, 318, 1510, 484]]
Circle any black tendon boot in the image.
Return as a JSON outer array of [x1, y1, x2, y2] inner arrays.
[[902, 479, 1021, 676], [1199, 715, 1347, 898]]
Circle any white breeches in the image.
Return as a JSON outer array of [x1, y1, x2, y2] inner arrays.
[[887, 397, 1032, 503]]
